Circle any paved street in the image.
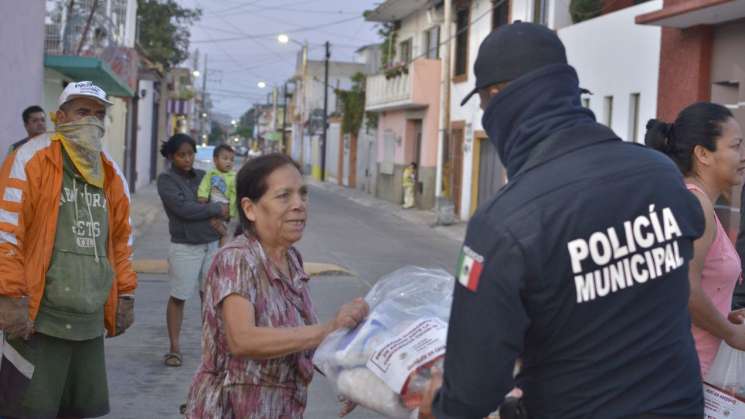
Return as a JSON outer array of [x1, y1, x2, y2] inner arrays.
[[105, 182, 461, 418]]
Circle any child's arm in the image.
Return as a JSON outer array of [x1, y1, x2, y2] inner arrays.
[[197, 171, 212, 201]]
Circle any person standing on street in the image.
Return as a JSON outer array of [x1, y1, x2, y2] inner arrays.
[[419, 22, 707, 419], [402, 162, 417, 209], [646, 103, 745, 377], [0, 81, 137, 418], [12, 105, 47, 152], [158, 134, 228, 367]]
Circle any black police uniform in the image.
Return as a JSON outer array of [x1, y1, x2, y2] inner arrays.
[[432, 64, 705, 419]]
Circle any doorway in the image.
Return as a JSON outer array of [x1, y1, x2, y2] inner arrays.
[[450, 121, 465, 215]]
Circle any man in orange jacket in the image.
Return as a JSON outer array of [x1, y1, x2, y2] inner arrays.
[[0, 81, 137, 418]]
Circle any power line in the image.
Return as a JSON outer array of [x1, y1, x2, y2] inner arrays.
[[191, 15, 362, 44]]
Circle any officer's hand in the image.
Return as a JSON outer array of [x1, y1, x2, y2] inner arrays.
[[0, 296, 33, 340], [728, 308, 745, 325], [112, 295, 134, 337], [725, 322, 745, 351], [418, 367, 443, 419]]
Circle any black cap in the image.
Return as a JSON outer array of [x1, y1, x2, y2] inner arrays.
[[461, 21, 567, 106]]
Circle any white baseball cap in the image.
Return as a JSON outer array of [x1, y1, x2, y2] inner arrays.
[[58, 81, 113, 107]]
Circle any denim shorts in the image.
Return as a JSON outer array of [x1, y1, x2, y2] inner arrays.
[[168, 241, 219, 301]]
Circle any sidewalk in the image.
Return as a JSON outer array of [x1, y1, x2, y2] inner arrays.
[[305, 178, 467, 244]]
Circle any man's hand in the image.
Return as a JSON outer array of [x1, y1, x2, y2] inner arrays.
[[113, 295, 134, 336], [418, 367, 443, 419], [0, 296, 33, 340]]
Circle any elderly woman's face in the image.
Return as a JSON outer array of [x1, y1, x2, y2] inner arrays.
[[243, 164, 308, 247]]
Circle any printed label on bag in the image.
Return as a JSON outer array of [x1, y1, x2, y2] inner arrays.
[[367, 318, 447, 393], [703, 383, 745, 419]]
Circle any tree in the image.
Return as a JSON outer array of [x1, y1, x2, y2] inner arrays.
[[238, 108, 257, 138], [137, 0, 202, 69], [336, 73, 366, 136], [208, 121, 226, 145], [569, 0, 602, 23]]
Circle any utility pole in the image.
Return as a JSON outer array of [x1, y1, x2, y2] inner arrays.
[[281, 82, 288, 155], [321, 41, 330, 182], [435, 0, 454, 225], [202, 54, 208, 143]]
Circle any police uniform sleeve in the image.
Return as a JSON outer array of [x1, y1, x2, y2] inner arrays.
[[433, 228, 530, 418]]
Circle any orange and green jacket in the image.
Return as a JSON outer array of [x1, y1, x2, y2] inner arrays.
[[0, 133, 137, 336]]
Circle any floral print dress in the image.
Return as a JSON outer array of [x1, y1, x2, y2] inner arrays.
[[186, 234, 318, 419]]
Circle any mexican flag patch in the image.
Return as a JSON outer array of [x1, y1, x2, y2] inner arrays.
[[457, 246, 484, 292]]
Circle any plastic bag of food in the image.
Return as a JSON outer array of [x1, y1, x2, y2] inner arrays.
[[706, 341, 745, 399], [314, 266, 454, 418]]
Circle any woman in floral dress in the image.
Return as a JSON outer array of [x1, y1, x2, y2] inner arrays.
[[185, 154, 368, 418]]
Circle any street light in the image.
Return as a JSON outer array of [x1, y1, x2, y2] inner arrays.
[[231, 119, 237, 126], [257, 81, 267, 89], [277, 34, 290, 44], [192, 70, 200, 78]]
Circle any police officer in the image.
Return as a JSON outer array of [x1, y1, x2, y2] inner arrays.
[[420, 22, 705, 419]]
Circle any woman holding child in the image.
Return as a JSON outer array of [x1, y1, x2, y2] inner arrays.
[[157, 134, 229, 367]]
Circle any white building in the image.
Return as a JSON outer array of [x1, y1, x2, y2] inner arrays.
[[448, 0, 662, 221]]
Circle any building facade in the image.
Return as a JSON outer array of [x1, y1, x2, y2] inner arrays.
[[638, 0, 745, 238], [365, 0, 444, 209], [0, 1, 46, 158]]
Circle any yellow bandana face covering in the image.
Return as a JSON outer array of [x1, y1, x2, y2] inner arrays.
[[54, 116, 105, 188]]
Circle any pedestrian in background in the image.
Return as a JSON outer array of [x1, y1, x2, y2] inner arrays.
[[157, 133, 228, 367], [419, 22, 707, 419], [646, 102, 745, 377], [402, 161, 417, 209], [12, 105, 47, 152], [0, 81, 136, 418], [185, 153, 368, 418], [197, 144, 237, 246]]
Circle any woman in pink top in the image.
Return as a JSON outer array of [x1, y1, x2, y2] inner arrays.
[[646, 102, 745, 377]]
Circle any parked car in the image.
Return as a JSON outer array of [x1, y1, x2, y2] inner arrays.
[[194, 145, 215, 171]]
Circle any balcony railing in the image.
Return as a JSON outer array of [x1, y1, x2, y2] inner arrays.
[[365, 59, 440, 112]]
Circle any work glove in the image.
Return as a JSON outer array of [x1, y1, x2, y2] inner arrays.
[[0, 296, 33, 340], [113, 295, 135, 337]]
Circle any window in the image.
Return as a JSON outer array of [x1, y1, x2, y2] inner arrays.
[[604, 96, 614, 128], [399, 38, 412, 63], [424, 26, 440, 59], [629, 93, 641, 142], [533, 0, 547, 25], [454, 3, 470, 81], [492, 0, 509, 30]]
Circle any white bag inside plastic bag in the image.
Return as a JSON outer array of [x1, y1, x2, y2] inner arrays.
[[706, 341, 745, 398], [314, 266, 454, 418]]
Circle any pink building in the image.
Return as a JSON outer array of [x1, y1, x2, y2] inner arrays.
[[365, 0, 443, 209]]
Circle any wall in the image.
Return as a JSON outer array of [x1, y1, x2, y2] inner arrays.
[[0, 0, 45, 158], [43, 68, 67, 119], [325, 119, 341, 182], [449, 0, 496, 220], [395, 6, 443, 60], [558, 0, 662, 143], [710, 18, 745, 237], [106, 97, 128, 169], [135, 79, 154, 190], [655, 0, 713, 121]]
